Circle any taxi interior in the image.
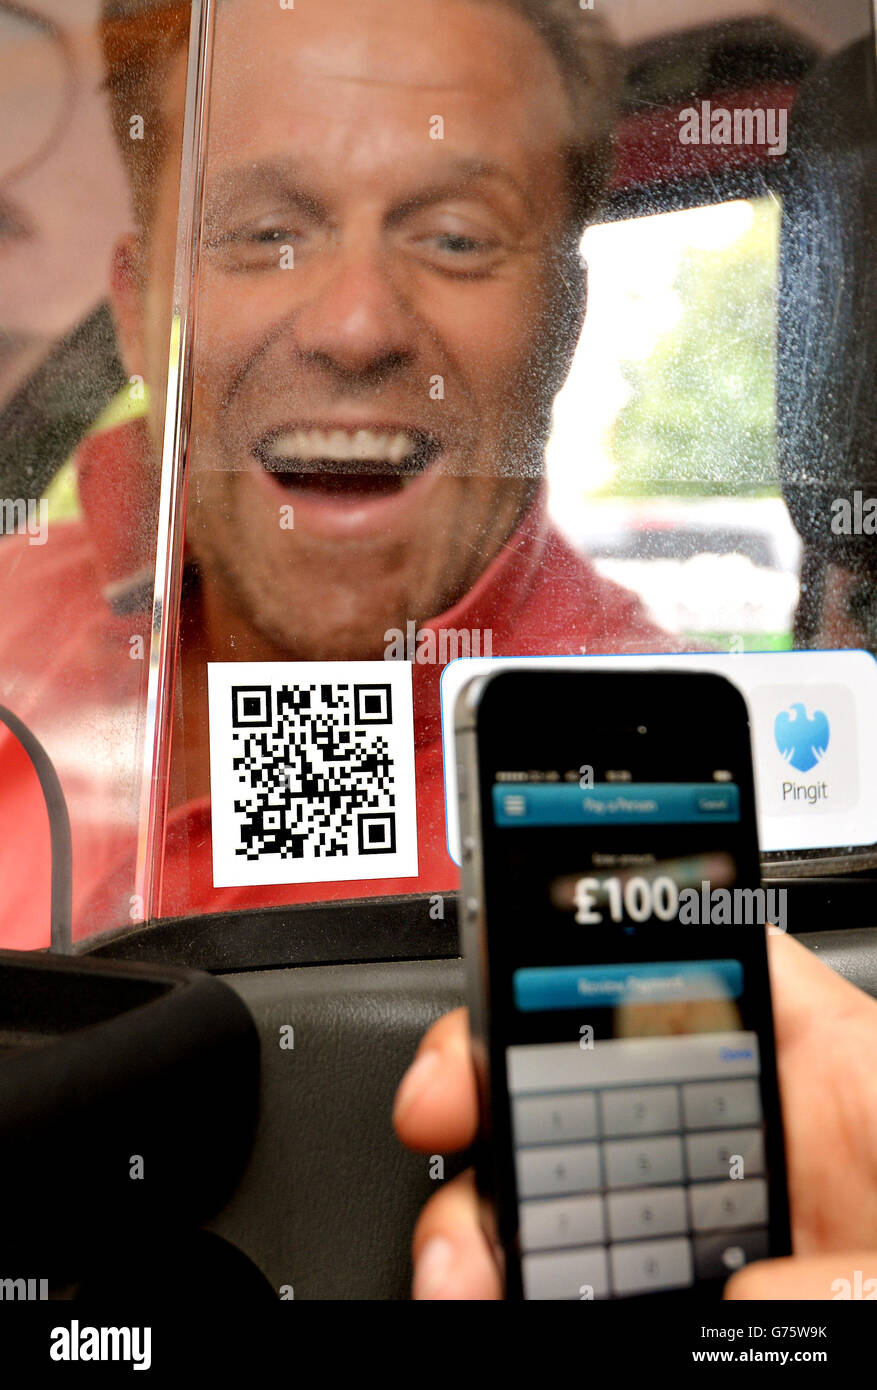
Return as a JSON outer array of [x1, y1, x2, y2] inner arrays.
[[1, 0, 877, 1300]]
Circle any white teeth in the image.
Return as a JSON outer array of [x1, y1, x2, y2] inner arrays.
[[268, 427, 418, 464], [387, 432, 411, 464]]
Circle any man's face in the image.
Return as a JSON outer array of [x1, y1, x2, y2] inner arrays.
[[142, 0, 583, 658]]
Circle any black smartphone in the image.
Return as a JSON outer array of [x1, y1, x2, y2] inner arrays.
[[454, 668, 791, 1301]]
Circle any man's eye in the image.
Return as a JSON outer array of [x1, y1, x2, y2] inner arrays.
[[248, 226, 296, 245], [434, 233, 486, 254], [413, 229, 503, 273], [205, 225, 305, 255], [203, 224, 309, 271], [204, 225, 299, 248]]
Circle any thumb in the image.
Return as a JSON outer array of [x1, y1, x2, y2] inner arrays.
[[725, 1251, 877, 1300]]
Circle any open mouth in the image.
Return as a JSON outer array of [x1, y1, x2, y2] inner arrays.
[[253, 426, 441, 498]]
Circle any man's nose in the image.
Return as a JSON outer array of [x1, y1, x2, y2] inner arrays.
[[292, 240, 418, 379]]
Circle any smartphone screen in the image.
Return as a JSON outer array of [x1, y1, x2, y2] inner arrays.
[[457, 669, 791, 1300]]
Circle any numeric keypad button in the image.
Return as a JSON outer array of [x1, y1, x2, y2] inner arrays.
[[600, 1085, 680, 1137], [606, 1185, 688, 1242], [522, 1247, 609, 1300], [514, 1092, 598, 1146], [603, 1135, 684, 1188], [682, 1079, 761, 1129], [693, 1227, 770, 1281], [685, 1127, 764, 1181], [689, 1178, 768, 1232], [609, 1237, 694, 1295], [520, 1194, 605, 1252], [516, 1143, 601, 1198]]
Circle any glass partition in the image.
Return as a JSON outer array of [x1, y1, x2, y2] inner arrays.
[[0, 0, 196, 947]]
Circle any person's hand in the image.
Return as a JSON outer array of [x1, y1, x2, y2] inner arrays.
[[393, 1007, 501, 1299], [724, 932, 877, 1298], [393, 933, 877, 1299]]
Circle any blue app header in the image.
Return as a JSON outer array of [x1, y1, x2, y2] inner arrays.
[[492, 782, 740, 828]]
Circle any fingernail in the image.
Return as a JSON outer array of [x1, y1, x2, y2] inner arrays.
[[413, 1236, 455, 1299], [394, 1048, 440, 1120]]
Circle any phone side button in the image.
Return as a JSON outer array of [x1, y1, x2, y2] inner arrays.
[[522, 1247, 609, 1301]]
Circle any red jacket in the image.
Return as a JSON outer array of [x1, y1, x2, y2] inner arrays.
[[0, 421, 679, 948]]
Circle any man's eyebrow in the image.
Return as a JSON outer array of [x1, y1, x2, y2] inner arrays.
[[202, 157, 533, 223], [385, 159, 534, 223], [202, 162, 328, 221]]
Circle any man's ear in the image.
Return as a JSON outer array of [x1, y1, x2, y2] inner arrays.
[[109, 234, 148, 381]]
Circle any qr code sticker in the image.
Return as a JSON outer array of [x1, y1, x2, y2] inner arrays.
[[207, 661, 418, 887]]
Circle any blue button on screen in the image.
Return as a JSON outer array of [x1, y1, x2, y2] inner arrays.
[[514, 959, 744, 1011]]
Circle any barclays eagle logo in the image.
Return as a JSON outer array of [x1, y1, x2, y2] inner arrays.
[[774, 703, 830, 773]]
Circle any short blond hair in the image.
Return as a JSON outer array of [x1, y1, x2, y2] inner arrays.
[[101, 0, 621, 240]]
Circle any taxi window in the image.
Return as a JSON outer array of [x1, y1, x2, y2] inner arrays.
[[1, 0, 875, 951], [548, 194, 798, 652]]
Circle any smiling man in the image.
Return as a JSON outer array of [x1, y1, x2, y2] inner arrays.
[[0, 0, 682, 942], [179, 0, 606, 664]]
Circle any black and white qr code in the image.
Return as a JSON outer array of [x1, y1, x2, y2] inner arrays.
[[207, 661, 418, 887]]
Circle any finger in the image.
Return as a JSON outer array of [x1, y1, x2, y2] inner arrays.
[[767, 929, 877, 1049], [411, 1170, 503, 1300], [393, 1006, 479, 1153], [725, 1251, 877, 1300]]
